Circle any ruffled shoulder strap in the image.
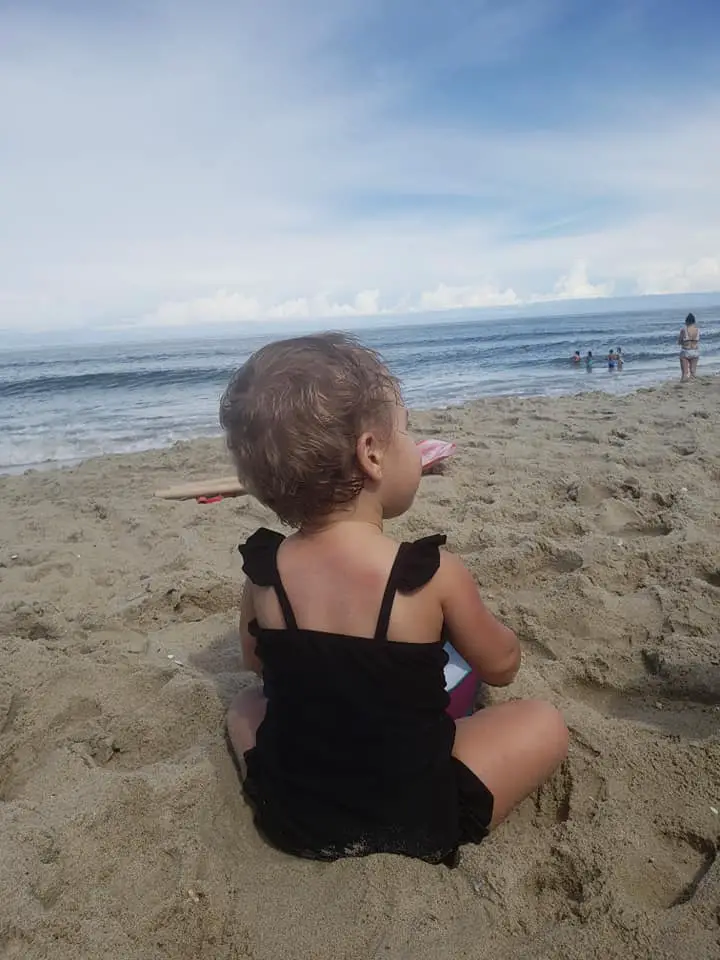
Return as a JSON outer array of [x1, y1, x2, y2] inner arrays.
[[238, 527, 286, 586], [394, 534, 446, 593], [238, 528, 298, 630], [374, 534, 446, 640]]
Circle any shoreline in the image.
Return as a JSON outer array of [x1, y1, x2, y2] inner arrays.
[[1, 373, 716, 479], [1, 377, 719, 959]]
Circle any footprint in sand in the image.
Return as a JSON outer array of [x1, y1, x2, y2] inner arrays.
[[0, 603, 64, 643], [700, 568, 720, 589], [567, 481, 615, 507], [568, 481, 673, 540], [616, 829, 716, 909], [546, 548, 584, 574], [506, 734, 606, 834], [0, 684, 24, 737], [127, 577, 239, 628], [595, 499, 671, 539], [520, 844, 600, 915], [566, 676, 720, 741]]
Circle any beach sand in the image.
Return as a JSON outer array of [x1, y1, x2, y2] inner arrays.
[[1, 377, 719, 960]]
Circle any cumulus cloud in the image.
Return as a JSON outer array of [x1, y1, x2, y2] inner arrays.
[[530, 261, 614, 302], [414, 283, 520, 312], [268, 290, 382, 320], [636, 256, 720, 296], [149, 290, 262, 326], [141, 271, 609, 327]]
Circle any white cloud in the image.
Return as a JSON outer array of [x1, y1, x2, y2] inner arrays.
[[268, 290, 383, 320], [415, 283, 520, 312], [530, 260, 614, 302], [554, 261, 614, 301], [142, 289, 387, 326], [144, 284, 517, 325], [635, 256, 720, 295], [149, 290, 262, 326], [0, 2, 719, 335], [141, 272, 608, 328]]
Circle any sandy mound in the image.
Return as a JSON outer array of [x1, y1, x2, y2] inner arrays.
[[1, 377, 719, 959]]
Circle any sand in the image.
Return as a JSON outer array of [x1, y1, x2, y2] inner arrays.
[[1, 376, 719, 960]]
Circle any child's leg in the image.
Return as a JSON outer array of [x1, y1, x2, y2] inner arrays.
[[453, 699, 568, 828], [226, 685, 267, 774]]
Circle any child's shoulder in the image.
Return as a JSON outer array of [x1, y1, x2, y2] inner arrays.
[[238, 526, 285, 585], [435, 543, 473, 584], [384, 532, 464, 598], [333, 528, 449, 592]]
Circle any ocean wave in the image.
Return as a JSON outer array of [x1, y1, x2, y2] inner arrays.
[[0, 425, 221, 472], [0, 364, 237, 399], [1, 312, 718, 473]]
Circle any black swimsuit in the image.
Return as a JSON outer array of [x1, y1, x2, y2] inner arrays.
[[239, 528, 493, 866]]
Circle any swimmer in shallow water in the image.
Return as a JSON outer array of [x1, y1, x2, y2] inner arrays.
[[585, 351, 593, 372], [607, 350, 617, 372]]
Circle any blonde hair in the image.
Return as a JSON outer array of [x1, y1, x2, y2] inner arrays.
[[219, 333, 400, 527]]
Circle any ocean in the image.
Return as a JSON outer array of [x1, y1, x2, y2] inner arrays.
[[1, 305, 717, 474]]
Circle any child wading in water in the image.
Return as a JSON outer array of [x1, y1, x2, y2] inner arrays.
[[221, 334, 567, 866]]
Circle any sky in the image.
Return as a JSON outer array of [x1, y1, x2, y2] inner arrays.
[[1, 0, 720, 336]]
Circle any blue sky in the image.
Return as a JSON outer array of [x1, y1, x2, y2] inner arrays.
[[1, 0, 719, 334]]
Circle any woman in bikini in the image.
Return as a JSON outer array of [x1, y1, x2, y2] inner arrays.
[[678, 313, 700, 382]]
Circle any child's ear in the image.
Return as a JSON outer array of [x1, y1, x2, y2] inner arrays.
[[356, 431, 383, 482]]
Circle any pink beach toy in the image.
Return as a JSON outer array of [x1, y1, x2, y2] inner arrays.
[[444, 643, 478, 719], [417, 438, 456, 471]]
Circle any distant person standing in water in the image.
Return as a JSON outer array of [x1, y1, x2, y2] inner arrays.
[[571, 350, 581, 364], [678, 313, 700, 381], [616, 348, 624, 371], [607, 350, 617, 372], [585, 351, 593, 372]]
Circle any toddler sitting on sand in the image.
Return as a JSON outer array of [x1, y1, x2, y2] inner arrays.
[[220, 333, 567, 866]]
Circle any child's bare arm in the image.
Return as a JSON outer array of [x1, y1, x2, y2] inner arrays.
[[437, 551, 520, 686], [240, 582, 263, 676]]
